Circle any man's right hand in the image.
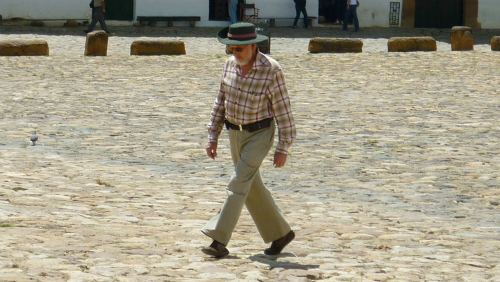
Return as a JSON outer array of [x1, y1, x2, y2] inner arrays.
[[206, 142, 218, 159]]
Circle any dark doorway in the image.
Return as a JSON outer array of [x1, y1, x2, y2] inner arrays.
[[319, 0, 347, 24], [106, 0, 134, 21], [415, 0, 463, 28], [210, 0, 229, 21]]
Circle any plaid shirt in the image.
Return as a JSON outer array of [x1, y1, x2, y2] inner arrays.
[[208, 52, 296, 154]]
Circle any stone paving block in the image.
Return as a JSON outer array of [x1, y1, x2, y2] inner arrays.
[[130, 40, 186, 55], [451, 26, 474, 51], [387, 37, 436, 52], [0, 29, 499, 281], [85, 31, 108, 56], [308, 38, 363, 53], [0, 39, 49, 56], [491, 36, 500, 51]]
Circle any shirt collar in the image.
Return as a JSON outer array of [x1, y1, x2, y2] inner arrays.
[[253, 52, 271, 70]]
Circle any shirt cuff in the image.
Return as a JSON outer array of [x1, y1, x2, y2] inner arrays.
[[208, 136, 218, 144], [276, 141, 291, 155]]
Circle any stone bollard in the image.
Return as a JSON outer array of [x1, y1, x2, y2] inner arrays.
[[451, 26, 474, 51], [491, 36, 500, 51], [130, 40, 186, 56], [256, 24, 271, 54], [85, 31, 108, 56], [387, 37, 436, 52], [256, 38, 271, 54], [64, 20, 80, 28], [30, 20, 45, 27], [0, 40, 49, 56], [308, 38, 363, 53]]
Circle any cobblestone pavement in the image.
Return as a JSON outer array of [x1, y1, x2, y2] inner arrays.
[[0, 26, 499, 281]]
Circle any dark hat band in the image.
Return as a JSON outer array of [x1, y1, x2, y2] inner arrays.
[[228, 32, 257, 40], [217, 22, 267, 45]]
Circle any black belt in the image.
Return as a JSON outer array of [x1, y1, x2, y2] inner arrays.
[[225, 118, 273, 132]]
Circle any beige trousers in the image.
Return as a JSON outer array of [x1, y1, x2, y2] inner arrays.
[[201, 123, 291, 245]]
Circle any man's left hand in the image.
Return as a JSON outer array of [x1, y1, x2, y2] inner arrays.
[[273, 152, 288, 168]]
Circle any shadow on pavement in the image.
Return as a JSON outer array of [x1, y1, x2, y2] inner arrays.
[[249, 253, 320, 270]]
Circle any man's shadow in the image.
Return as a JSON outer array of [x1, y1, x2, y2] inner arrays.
[[248, 253, 320, 270]]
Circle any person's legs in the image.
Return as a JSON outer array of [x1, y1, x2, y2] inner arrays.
[[342, 6, 351, 30], [95, 7, 109, 32], [339, 0, 347, 23], [352, 5, 359, 31], [229, 0, 238, 24], [293, 4, 301, 27], [86, 7, 98, 32], [245, 170, 291, 243], [201, 127, 274, 245], [301, 5, 309, 28]]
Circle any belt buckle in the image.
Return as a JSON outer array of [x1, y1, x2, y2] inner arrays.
[[238, 124, 243, 131]]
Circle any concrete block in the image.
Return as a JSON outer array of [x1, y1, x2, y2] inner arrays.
[[388, 37, 436, 52], [0, 40, 49, 56], [30, 20, 44, 27], [85, 31, 108, 56], [490, 36, 500, 51], [308, 38, 363, 53], [257, 40, 270, 54], [64, 20, 80, 28], [451, 26, 474, 51], [130, 40, 186, 56]]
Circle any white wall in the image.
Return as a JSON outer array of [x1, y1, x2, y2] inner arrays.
[[248, 0, 319, 26], [2, 0, 498, 28], [478, 0, 500, 29], [136, 0, 207, 18], [252, 0, 318, 18], [136, 0, 226, 27], [136, 0, 319, 27], [0, 0, 88, 19], [356, 0, 393, 27]]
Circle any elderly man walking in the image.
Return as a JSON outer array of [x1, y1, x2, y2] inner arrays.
[[201, 22, 297, 258]]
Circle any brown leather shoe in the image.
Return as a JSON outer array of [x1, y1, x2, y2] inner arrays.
[[264, 230, 295, 255], [202, 240, 229, 258]]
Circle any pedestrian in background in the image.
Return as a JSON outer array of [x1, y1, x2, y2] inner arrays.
[[292, 0, 309, 28], [201, 22, 297, 259], [334, 0, 348, 25], [342, 0, 359, 32], [85, 0, 109, 33], [228, 0, 239, 24]]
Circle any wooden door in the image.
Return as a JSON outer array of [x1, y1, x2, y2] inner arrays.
[[437, 0, 463, 28], [106, 0, 134, 21], [415, 0, 463, 28], [210, 0, 229, 21]]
